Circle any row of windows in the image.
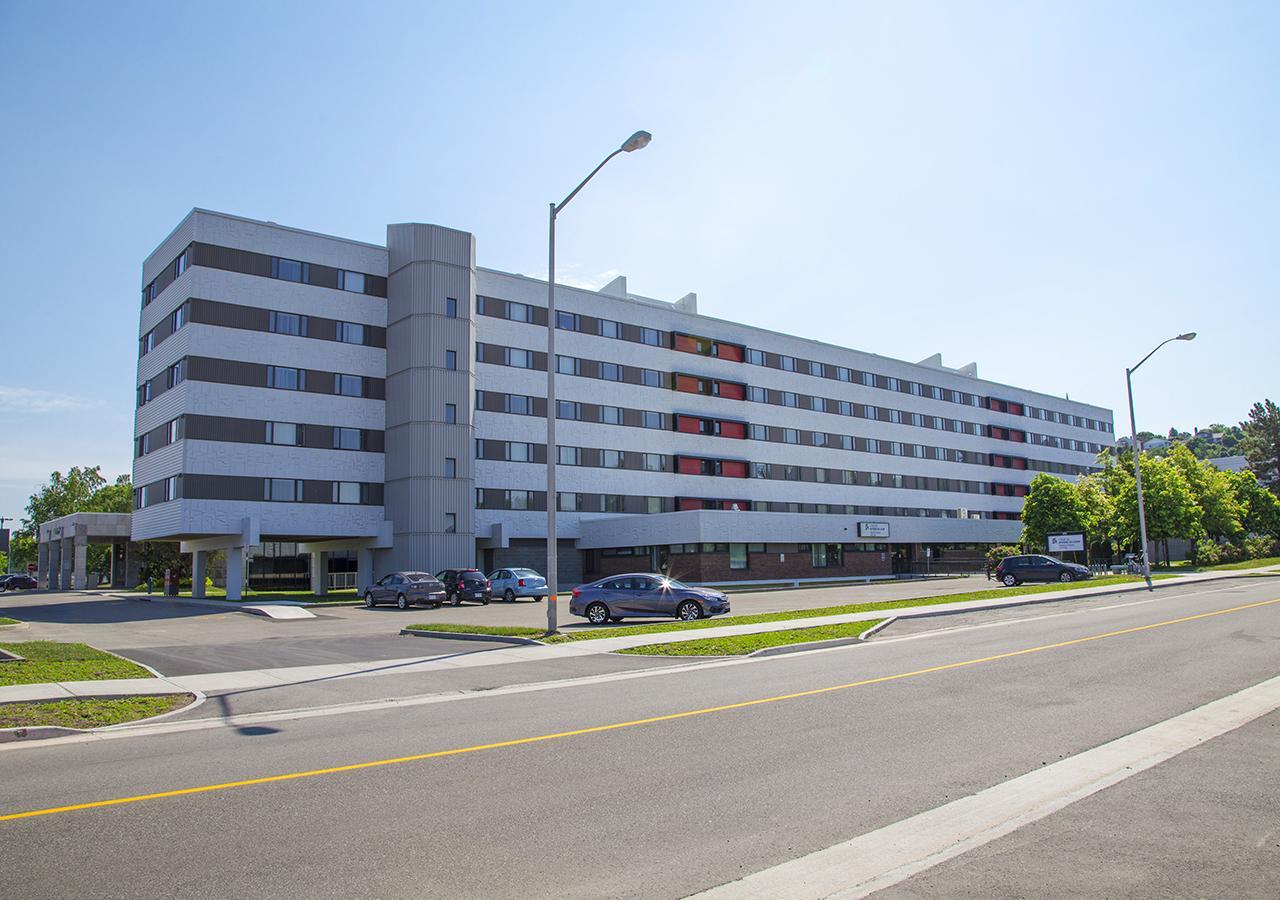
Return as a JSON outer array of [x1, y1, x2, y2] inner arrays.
[[476, 487, 1005, 519], [262, 478, 372, 504], [484, 343, 1105, 452], [137, 416, 373, 456], [133, 476, 181, 508], [477, 440, 1012, 496], [476, 294, 1112, 433], [134, 476, 380, 508], [475, 390, 1094, 476], [143, 242, 388, 310]]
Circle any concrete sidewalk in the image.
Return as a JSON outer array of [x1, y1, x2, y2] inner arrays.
[[3, 566, 1272, 705]]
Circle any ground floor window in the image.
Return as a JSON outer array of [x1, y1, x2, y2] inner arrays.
[[729, 543, 747, 570], [811, 543, 843, 568]]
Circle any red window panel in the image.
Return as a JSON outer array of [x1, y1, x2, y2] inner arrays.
[[1012, 484, 1029, 497], [721, 460, 747, 478], [717, 381, 745, 401], [677, 497, 702, 511], [987, 397, 1005, 413], [718, 420, 747, 439], [674, 374, 701, 394], [993, 484, 1008, 496], [674, 334, 700, 354], [717, 343, 745, 362], [676, 457, 703, 475], [730, 500, 751, 511], [676, 415, 702, 434], [1008, 429, 1026, 443], [1012, 457, 1028, 470], [1008, 402, 1024, 416]]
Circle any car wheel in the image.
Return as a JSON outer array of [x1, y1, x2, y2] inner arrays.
[[585, 602, 610, 625], [677, 600, 704, 621], [1059, 571, 1074, 583], [1001, 574, 1018, 587], [397, 593, 409, 610], [364, 592, 376, 608], [504, 588, 516, 603]]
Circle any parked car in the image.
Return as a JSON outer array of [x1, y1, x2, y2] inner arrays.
[[570, 574, 730, 624], [486, 568, 548, 602], [435, 569, 492, 606], [994, 554, 1091, 586], [363, 572, 448, 610], [0, 573, 37, 592]]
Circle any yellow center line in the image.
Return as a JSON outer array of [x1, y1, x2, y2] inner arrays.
[[3, 596, 1277, 824]]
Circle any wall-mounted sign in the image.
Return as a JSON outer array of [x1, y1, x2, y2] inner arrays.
[[858, 521, 890, 539], [1047, 532, 1086, 553]]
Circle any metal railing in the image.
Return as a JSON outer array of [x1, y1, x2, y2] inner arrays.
[[329, 571, 358, 590]]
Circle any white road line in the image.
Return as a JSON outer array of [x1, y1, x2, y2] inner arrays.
[[0, 582, 1252, 753], [692, 673, 1280, 899]]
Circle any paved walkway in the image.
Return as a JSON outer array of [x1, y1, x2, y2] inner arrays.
[[6, 567, 1272, 706]]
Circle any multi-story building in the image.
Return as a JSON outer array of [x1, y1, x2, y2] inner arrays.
[[133, 209, 1114, 597]]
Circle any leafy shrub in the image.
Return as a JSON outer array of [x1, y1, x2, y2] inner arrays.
[[986, 545, 1022, 568], [1244, 535, 1279, 560]]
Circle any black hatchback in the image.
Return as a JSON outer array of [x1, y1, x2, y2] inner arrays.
[[435, 569, 492, 606], [995, 554, 1091, 586]]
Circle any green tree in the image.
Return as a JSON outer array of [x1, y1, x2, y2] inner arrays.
[[1165, 444, 1243, 540], [17, 467, 132, 581], [1240, 399, 1280, 492], [1075, 473, 1117, 552], [1226, 470, 1280, 538], [1113, 453, 1200, 561], [1019, 474, 1086, 551]]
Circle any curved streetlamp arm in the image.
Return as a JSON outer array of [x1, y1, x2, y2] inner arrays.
[[554, 149, 625, 216], [1128, 337, 1177, 377]]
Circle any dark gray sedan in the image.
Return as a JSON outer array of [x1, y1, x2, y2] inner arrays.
[[569, 574, 730, 624], [363, 572, 448, 610]]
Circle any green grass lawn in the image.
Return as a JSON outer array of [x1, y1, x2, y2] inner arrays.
[[121, 585, 360, 604], [541, 574, 1163, 644], [0, 642, 152, 687], [0, 617, 18, 626], [405, 623, 546, 638], [1201, 556, 1280, 571], [617, 619, 886, 657], [0, 694, 192, 729]]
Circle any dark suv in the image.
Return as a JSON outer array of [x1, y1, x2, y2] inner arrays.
[[434, 569, 492, 606], [0, 574, 37, 591], [995, 554, 1091, 586]]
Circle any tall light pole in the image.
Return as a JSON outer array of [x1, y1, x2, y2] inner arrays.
[[545, 130, 652, 633], [1126, 332, 1196, 590]]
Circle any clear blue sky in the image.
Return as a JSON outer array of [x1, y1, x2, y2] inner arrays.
[[1, 1, 1276, 521]]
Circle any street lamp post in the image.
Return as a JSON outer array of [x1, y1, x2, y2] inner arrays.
[[545, 131, 652, 633], [1126, 332, 1196, 590]]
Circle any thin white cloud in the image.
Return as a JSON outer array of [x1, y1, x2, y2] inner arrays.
[[0, 386, 89, 414]]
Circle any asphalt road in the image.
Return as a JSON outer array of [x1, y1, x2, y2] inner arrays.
[[2, 578, 1277, 898]]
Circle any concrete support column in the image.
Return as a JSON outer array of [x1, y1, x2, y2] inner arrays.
[[356, 548, 374, 593], [37, 541, 49, 589], [310, 551, 329, 596], [225, 546, 245, 601], [72, 535, 88, 590], [191, 550, 207, 599], [48, 539, 61, 591], [60, 538, 73, 592]]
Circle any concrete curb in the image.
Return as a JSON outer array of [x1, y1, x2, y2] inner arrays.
[[0, 690, 205, 744], [859, 617, 898, 640], [399, 628, 547, 646]]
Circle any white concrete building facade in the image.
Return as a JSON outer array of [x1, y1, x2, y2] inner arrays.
[[133, 210, 1114, 595]]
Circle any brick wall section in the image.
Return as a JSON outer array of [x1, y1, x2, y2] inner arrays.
[[585, 547, 892, 583]]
